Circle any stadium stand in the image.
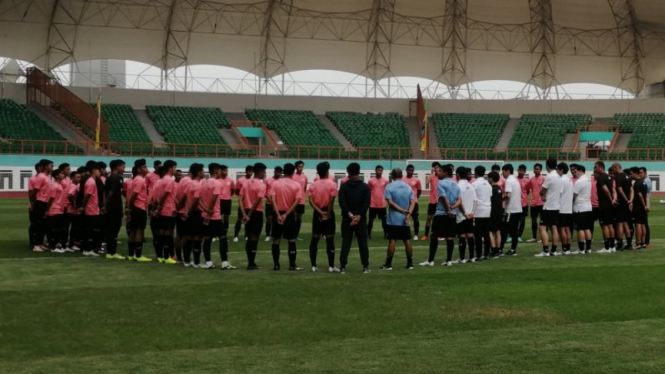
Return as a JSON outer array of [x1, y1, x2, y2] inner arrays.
[[146, 106, 254, 157], [433, 113, 508, 150], [326, 111, 411, 159], [507, 114, 590, 161], [0, 99, 82, 155], [245, 109, 349, 159], [607, 113, 665, 161], [102, 104, 152, 143]]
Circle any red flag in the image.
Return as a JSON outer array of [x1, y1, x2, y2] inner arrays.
[[417, 85, 428, 152]]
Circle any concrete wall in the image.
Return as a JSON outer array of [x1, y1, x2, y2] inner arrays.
[[3, 82, 665, 117]]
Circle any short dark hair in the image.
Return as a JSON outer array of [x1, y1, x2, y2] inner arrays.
[[131, 166, 138, 177], [153, 160, 162, 168], [347, 162, 360, 176], [110, 159, 125, 170], [534, 163, 543, 169], [89, 162, 101, 171], [630, 167, 640, 175], [76, 166, 87, 174], [406, 164, 415, 170], [245, 165, 254, 172], [391, 168, 403, 179], [491, 164, 500, 171], [375, 165, 384, 171], [283, 163, 296, 176], [546, 158, 557, 170], [190, 163, 204, 175], [488, 171, 500, 183], [39, 159, 53, 168], [595, 161, 606, 169], [295, 161, 304, 167], [274, 166, 283, 173], [163, 160, 177, 171], [431, 162, 440, 168], [557, 162, 569, 174], [456, 166, 469, 179], [475, 165, 486, 177], [58, 163, 70, 169], [208, 163, 220, 174], [577, 165, 586, 172], [71, 170, 80, 179], [219, 164, 228, 170], [134, 158, 146, 168], [570, 163, 578, 170], [502, 164, 514, 174], [98, 161, 107, 170], [316, 162, 329, 178], [518, 164, 527, 171], [441, 164, 453, 176], [639, 167, 648, 173], [253, 163, 267, 173]]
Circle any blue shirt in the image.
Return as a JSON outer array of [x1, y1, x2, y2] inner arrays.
[[435, 178, 460, 216], [645, 177, 652, 195], [384, 180, 414, 226]]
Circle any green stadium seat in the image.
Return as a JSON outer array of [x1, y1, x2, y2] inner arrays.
[[326, 111, 410, 159]]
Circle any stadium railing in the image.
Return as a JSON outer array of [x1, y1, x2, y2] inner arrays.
[[3, 139, 662, 161]]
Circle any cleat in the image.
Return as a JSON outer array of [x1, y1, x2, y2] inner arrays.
[[518, 237, 523, 242], [184, 262, 192, 268], [296, 237, 303, 241], [247, 265, 259, 271], [339, 267, 346, 274], [135, 256, 152, 262], [157, 258, 164, 264], [328, 267, 341, 273], [506, 249, 517, 256], [72, 245, 81, 251], [406, 264, 414, 270], [220, 261, 236, 270], [83, 251, 99, 257], [51, 248, 66, 254], [413, 235, 419, 241], [442, 261, 453, 267], [127, 256, 136, 261], [289, 266, 303, 271], [562, 251, 570, 256], [420, 235, 428, 241], [112, 253, 125, 260], [233, 237, 239, 243], [264, 236, 271, 242], [164, 258, 178, 265], [596, 248, 611, 253], [200, 261, 215, 269], [553, 251, 563, 256], [311, 266, 319, 272], [244, 237, 248, 241], [273, 265, 281, 271], [105, 254, 114, 259], [526, 238, 537, 243], [379, 265, 393, 271], [362, 267, 371, 274], [63, 247, 75, 253], [212, 238, 217, 243], [534, 252, 550, 257], [419, 260, 434, 267], [584, 250, 591, 254], [610, 248, 616, 253]]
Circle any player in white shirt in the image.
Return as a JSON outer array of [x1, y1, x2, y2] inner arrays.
[[472, 166, 492, 260], [557, 163, 574, 255], [456, 167, 477, 263], [572, 165, 593, 254], [535, 158, 562, 257], [501, 164, 523, 256]]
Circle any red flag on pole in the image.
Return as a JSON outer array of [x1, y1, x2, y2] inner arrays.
[[417, 85, 428, 153]]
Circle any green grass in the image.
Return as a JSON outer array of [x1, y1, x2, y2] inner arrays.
[[2, 197, 665, 373]]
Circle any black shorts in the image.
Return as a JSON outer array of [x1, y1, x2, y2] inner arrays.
[[369, 207, 387, 219], [296, 205, 305, 215], [598, 206, 615, 226], [558, 213, 573, 229], [160, 215, 176, 231], [412, 203, 419, 216], [271, 211, 298, 240], [540, 209, 559, 227], [175, 213, 186, 237], [312, 210, 336, 236], [129, 207, 147, 231], [387, 225, 412, 241], [47, 214, 66, 230], [633, 209, 648, 225], [265, 204, 274, 217], [32, 201, 47, 223], [432, 215, 456, 238], [203, 219, 224, 238], [427, 203, 437, 216], [489, 214, 503, 231], [84, 214, 102, 232], [185, 210, 203, 237], [615, 204, 629, 223], [573, 211, 593, 231], [457, 219, 473, 234], [592, 207, 600, 221], [530, 205, 543, 218], [220, 200, 232, 217], [244, 209, 264, 236]]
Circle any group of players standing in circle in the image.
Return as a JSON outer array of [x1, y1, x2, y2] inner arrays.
[[27, 156, 652, 273]]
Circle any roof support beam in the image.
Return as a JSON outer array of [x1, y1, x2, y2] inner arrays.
[[607, 0, 644, 96], [520, 0, 563, 99], [259, 0, 292, 95], [440, 0, 470, 99], [365, 0, 396, 98], [45, 0, 89, 83], [161, 0, 184, 90]]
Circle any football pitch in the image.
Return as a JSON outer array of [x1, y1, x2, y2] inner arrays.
[[2, 197, 665, 374]]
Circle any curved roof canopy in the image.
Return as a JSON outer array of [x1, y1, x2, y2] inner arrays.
[[1, 0, 664, 94]]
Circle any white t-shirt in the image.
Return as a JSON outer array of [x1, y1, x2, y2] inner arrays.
[[543, 170, 562, 211], [504, 175, 522, 214], [559, 175, 573, 214], [472, 178, 491, 218], [573, 174, 592, 213], [457, 179, 478, 223]]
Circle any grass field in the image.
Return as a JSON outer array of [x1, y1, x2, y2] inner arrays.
[[2, 197, 665, 373]]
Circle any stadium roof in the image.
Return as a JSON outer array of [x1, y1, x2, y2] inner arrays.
[[1, 0, 665, 94]]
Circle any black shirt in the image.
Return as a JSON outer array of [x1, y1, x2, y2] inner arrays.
[[596, 173, 613, 208], [105, 173, 124, 213], [633, 179, 647, 210], [338, 179, 371, 218], [614, 173, 632, 205], [490, 185, 503, 216]]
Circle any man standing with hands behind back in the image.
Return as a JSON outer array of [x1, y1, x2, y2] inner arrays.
[[338, 162, 372, 274], [380, 168, 416, 271]]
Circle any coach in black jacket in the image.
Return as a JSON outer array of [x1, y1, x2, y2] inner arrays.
[[338, 162, 371, 273]]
